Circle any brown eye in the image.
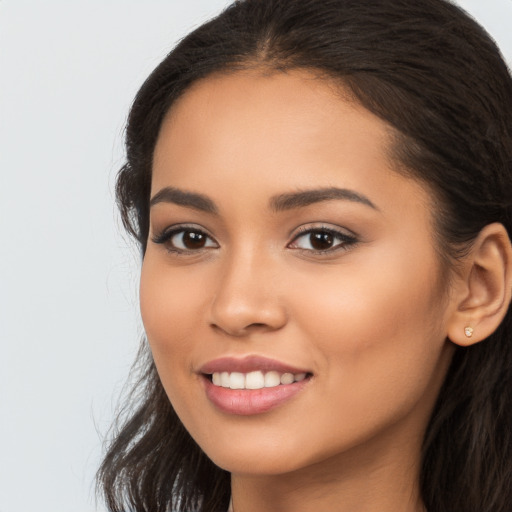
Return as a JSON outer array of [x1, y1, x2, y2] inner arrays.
[[289, 227, 357, 253], [166, 228, 218, 251], [309, 232, 334, 251], [180, 230, 207, 249]]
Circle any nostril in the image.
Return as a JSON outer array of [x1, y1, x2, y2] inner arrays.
[[209, 321, 279, 337], [209, 292, 288, 336]]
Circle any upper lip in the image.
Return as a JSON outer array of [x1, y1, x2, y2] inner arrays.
[[199, 355, 310, 375]]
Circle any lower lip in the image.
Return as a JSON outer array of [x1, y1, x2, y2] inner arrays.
[[202, 376, 310, 416]]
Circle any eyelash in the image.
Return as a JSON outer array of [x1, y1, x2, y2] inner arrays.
[[151, 224, 358, 255], [288, 225, 358, 254], [151, 225, 218, 254]]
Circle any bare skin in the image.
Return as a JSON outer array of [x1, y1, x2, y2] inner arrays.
[[140, 70, 512, 512]]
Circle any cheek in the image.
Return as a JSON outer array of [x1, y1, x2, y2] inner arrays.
[[139, 254, 207, 360], [290, 245, 447, 405], [294, 258, 437, 334], [139, 254, 212, 425]]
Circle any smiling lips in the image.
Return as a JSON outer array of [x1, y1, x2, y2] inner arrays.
[[200, 356, 312, 415]]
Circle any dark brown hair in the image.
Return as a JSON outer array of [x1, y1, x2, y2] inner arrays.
[[98, 1, 512, 511]]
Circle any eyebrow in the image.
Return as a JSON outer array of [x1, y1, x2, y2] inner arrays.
[[150, 187, 218, 214], [149, 185, 377, 214], [270, 187, 378, 211]]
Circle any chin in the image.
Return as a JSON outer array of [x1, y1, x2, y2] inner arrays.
[[191, 426, 333, 477], [208, 450, 307, 476]]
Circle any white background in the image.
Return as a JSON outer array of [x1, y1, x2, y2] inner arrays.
[[1, 1, 511, 511]]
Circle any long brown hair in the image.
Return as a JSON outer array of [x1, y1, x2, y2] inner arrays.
[[98, 1, 512, 510]]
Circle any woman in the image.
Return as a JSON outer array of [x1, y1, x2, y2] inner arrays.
[[97, 0, 512, 511]]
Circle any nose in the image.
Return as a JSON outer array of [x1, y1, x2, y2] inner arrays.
[[208, 249, 288, 337]]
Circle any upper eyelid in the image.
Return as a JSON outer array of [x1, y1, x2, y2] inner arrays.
[[151, 223, 218, 244], [290, 223, 357, 239], [153, 222, 213, 236]]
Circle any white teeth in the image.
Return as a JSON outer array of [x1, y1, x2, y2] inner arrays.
[[280, 373, 294, 385], [264, 371, 281, 387], [211, 370, 308, 389], [229, 372, 245, 389], [246, 371, 265, 390], [220, 371, 230, 387]]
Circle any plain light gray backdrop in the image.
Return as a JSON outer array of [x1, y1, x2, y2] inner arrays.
[[1, 1, 511, 511]]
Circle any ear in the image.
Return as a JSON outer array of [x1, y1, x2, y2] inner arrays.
[[447, 223, 512, 347]]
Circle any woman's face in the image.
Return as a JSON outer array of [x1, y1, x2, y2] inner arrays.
[[141, 70, 455, 476]]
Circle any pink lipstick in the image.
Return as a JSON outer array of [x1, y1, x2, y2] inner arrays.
[[199, 356, 312, 415]]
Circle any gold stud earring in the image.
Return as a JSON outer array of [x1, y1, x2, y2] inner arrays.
[[464, 326, 474, 338]]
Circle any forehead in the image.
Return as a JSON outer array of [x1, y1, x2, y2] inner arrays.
[[154, 71, 392, 184], [152, 69, 432, 221]]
